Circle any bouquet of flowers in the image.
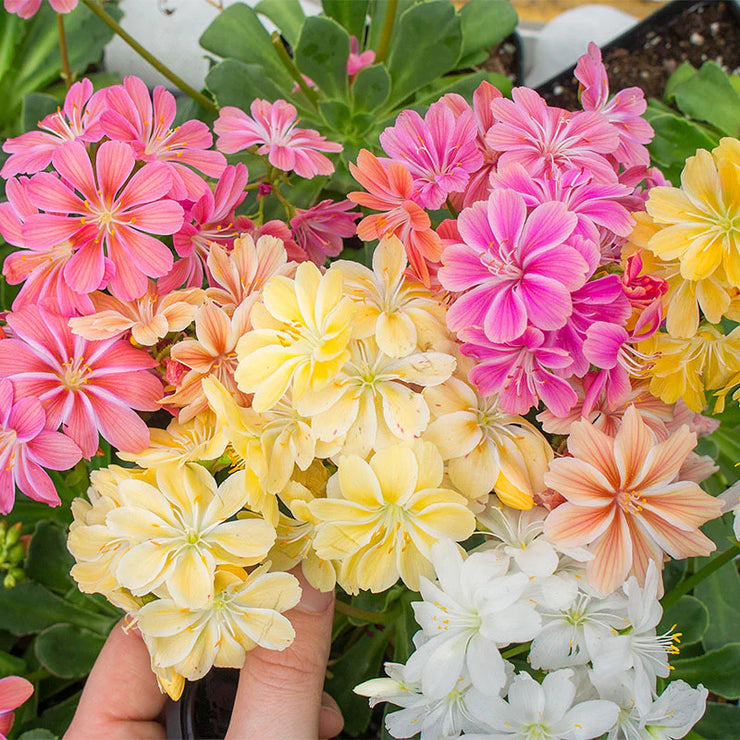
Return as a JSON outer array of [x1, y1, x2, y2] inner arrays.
[[0, 12, 738, 736]]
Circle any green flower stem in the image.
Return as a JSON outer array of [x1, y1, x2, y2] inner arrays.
[[502, 642, 531, 659], [334, 600, 398, 625], [57, 14, 72, 88], [80, 0, 218, 113], [662, 541, 740, 610], [375, 0, 399, 64], [445, 196, 459, 218], [270, 32, 319, 110]]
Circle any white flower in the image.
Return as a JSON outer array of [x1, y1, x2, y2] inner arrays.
[[406, 539, 540, 698], [463, 669, 620, 740]]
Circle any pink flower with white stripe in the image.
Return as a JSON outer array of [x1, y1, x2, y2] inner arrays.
[[4, 0, 76, 18], [101, 76, 226, 200], [23, 140, 184, 301], [290, 199, 359, 265], [214, 100, 342, 178], [0, 676, 33, 740], [486, 87, 619, 183], [0, 305, 163, 459], [0, 378, 82, 514], [575, 42, 653, 168], [347, 35, 375, 77], [380, 100, 483, 209], [1, 79, 106, 178], [440, 189, 591, 344]]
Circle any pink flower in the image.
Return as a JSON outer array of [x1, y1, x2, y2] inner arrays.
[[290, 199, 359, 265], [3, 0, 75, 19], [23, 140, 184, 300], [440, 190, 590, 343], [0, 676, 33, 740], [347, 35, 375, 77], [101, 76, 226, 200], [0, 177, 94, 315], [621, 251, 668, 309], [379, 100, 483, 209], [349, 149, 443, 286], [486, 87, 619, 183], [575, 42, 653, 168], [215, 100, 342, 178], [160, 163, 249, 292], [1, 79, 106, 178], [544, 405, 722, 593], [461, 326, 578, 416], [0, 305, 163, 458], [443, 81, 502, 208], [0, 379, 82, 513]]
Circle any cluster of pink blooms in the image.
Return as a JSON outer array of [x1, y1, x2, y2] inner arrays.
[[0, 75, 356, 514]]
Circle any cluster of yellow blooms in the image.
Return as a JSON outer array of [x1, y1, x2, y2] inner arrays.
[[67, 235, 552, 697]]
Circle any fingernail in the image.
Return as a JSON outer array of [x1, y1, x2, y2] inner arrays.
[[295, 582, 334, 614]]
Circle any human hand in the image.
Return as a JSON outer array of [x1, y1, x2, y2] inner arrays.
[[65, 571, 343, 740]]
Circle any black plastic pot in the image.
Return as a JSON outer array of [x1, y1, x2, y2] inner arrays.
[[535, 0, 740, 107]]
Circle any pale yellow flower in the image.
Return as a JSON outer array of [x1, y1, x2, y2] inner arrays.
[[423, 378, 552, 509], [107, 463, 276, 609], [334, 235, 449, 358], [309, 442, 476, 593], [137, 565, 300, 685], [117, 411, 228, 468], [297, 338, 456, 459], [235, 262, 355, 412], [645, 143, 740, 285], [69, 282, 205, 345]]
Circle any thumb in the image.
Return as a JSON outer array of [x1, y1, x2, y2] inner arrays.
[[226, 569, 342, 740]]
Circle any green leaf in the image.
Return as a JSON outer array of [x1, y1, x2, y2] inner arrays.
[[659, 595, 708, 647], [671, 62, 740, 137], [295, 17, 350, 101], [696, 702, 740, 739], [318, 100, 351, 133], [21, 93, 58, 133], [17, 731, 57, 740], [325, 625, 393, 736], [0, 649, 26, 676], [254, 0, 306, 47], [664, 61, 697, 104], [199, 3, 294, 91], [25, 521, 75, 594], [322, 0, 370, 39], [352, 63, 391, 113], [367, 0, 416, 52], [393, 590, 420, 664], [671, 642, 740, 699], [385, 1, 462, 110], [694, 549, 740, 652], [0, 582, 115, 636], [457, 0, 518, 69], [35, 623, 106, 678], [32, 690, 81, 737]]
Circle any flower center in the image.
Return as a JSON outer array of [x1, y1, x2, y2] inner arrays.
[[61, 356, 92, 389], [620, 489, 646, 515]]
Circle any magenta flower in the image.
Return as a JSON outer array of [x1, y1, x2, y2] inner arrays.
[[0, 305, 163, 458], [0, 676, 33, 740], [1, 79, 106, 178], [0, 379, 82, 513], [461, 326, 577, 416], [160, 163, 249, 292], [101, 76, 226, 200], [621, 251, 668, 310], [214, 100, 342, 178], [0, 177, 95, 315], [486, 87, 619, 183], [4, 0, 75, 18], [23, 140, 184, 300], [347, 35, 375, 77], [290, 199, 359, 265], [379, 100, 483, 209], [440, 189, 590, 344], [575, 42, 653, 168]]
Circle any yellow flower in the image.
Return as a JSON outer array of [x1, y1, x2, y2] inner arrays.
[[117, 411, 228, 468], [639, 325, 740, 412], [235, 262, 355, 412], [309, 442, 476, 593], [137, 565, 300, 686], [645, 142, 740, 285], [423, 378, 552, 509], [334, 235, 449, 358]]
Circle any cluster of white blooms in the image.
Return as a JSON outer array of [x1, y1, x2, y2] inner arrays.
[[355, 504, 708, 740]]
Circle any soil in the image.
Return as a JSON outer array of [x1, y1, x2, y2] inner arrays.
[[537, 0, 740, 109], [481, 32, 524, 85]]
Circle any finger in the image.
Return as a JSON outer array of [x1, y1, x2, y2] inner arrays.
[[319, 692, 344, 739], [226, 569, 336, 740], [65, 620, 166, 740]]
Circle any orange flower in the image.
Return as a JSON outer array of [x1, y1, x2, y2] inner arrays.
[[543, 406, 722, 594]]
